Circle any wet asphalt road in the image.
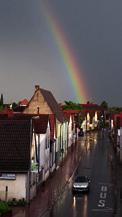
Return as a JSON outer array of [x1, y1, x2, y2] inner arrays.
[[43, 131, 116, 217], [12, 131, 117, 217]]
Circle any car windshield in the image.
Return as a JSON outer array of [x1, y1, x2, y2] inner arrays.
[[75, 176, 87, 182]]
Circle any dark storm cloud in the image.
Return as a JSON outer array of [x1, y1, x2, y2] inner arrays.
[[51, 0, 122, 105], [0, 0, 122, 106]]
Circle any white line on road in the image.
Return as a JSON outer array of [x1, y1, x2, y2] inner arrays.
[[92, 208, 113, 212], [98, 182, 113, 186]]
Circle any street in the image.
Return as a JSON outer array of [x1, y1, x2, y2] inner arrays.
[[12, 131, 117, 217]]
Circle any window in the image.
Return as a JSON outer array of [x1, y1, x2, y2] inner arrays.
[[45, 134, 50, 149], [0, 173, 16, 180]]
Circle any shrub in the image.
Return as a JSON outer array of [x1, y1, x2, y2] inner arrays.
[[0, 201, 10, 215], [7, 198, 26, 207], [17, 198, 27, 206]]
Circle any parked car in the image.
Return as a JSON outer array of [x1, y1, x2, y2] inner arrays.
[[72, 176, 90, 194]]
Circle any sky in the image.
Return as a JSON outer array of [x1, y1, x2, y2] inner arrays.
[[0, 0, 122, 106]]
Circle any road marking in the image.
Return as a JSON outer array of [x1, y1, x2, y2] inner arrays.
[[97, 185, 108, 208], [92, 208, 113, 212], [101, 186, 107, 192], [98, 182, 113, 186], [100, 192, 107, 199]]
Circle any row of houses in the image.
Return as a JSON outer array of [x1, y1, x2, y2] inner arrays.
[[110, 112, 122, 161], [0, 85, 101, 202], [0, 85, 77, 202]]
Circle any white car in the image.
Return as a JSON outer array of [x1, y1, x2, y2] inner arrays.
[[72, 176, 90, 193]]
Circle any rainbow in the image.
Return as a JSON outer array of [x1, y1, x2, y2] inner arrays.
[[42, 2, 89, 103]]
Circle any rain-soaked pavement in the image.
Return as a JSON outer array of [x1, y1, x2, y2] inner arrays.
[[12, 135, 85, 217], [12, 131, 118, 217]]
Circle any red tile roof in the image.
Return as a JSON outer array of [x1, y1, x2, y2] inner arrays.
[[113, 113, 122, 127], [64, 112, 71, 122], [81, 104, 101, 110], [63, 109, 81, 114], [0, 107, 14, 117], [19, 98, 29, 106]]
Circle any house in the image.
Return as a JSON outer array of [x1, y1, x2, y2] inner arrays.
[[19, 98, 29, 107], [32, 115, 52, 183], [23, 85, 68, 166], [112, 112, 122, 161], [0, 118, 36, 202], [62, 103, 100, 134], [49, 114, 56, 172], [0, 107, 14, 117], [80, 104, 100, 131], [11, 98, 29, 112], [64, 110, 80, 147], [0, 112, 57, 202]]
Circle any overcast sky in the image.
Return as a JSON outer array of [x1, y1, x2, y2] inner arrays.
[[0, 0, 122, 106]]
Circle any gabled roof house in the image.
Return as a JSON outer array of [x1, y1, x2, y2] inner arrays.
[[0, 118, 33, 201], [23, 85, 65, 123], [23, 85, 68, 165]]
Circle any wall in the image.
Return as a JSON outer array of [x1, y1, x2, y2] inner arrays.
[[120, 128, 122, 161], [37, 134, 50, 181], [0, 174, 27, 201], [23, 90, 52, 114], [68, 116, 73, 147]]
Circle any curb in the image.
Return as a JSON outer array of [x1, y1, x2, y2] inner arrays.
[[39, 144, 83, 217]]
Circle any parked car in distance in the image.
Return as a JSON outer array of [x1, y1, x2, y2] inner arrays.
[[72, 176, 90, 194]]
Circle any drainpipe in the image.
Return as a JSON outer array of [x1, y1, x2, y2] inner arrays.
[[38, 134, 40, 173], [5, 186, 8, 202], [60, 124, 62, 162]]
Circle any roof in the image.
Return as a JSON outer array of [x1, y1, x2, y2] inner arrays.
[[0, 119, 31, 172], [0, 107, 14, 117], [25, 86, 65, 123], [63, 110, 80, 122], [81, 104, 101, 110], [12, 99, 29, 112], [113, 113, 122, 127], [49, 114, 56, 139], [63, 109, 81, 114], [19, 98, 29, 106], [40, 88, 65, 123], [32, 115, 49, 134], [64, 112, 70, 122]]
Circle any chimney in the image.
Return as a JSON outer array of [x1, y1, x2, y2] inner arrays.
[[35, 85, 40, 91]]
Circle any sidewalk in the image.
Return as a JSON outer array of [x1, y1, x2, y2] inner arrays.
[[115, 161, 122, 217], [12, 138, 85, 217], [111, 143, 121, 217]]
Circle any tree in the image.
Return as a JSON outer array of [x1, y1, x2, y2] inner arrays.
[[0, 93, 4, 111], [12, 102, 18, 110], [63, 101, 82, 110], [109, 106, 122, 113], [0, 94, 3, 105], [100, 101, 108, 110]]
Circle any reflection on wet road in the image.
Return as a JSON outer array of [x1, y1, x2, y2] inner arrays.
[[12, 131, 116, 217], [43, 131, 115, 217]]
